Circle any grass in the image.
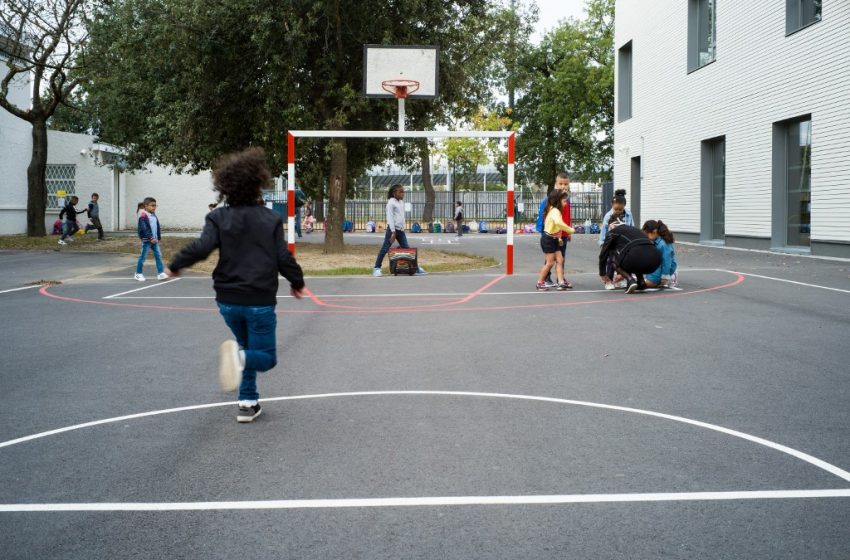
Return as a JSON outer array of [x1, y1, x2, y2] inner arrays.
[[0, 232, 498, 275]]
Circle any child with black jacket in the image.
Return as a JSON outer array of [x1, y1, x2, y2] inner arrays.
[[598, 216, 661, 294], [166, 147, 305, 423], [58, 196, 86, 245]]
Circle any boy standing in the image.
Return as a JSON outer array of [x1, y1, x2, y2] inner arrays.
[[58, 195, 86, 245], [135, 197, 166, 281], [454, 200, 464, 237], [84, 193, 105, 240], [166, 147, 305, 423]]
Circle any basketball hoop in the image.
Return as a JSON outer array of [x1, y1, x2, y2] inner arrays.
[[381, 79, 420, 99]]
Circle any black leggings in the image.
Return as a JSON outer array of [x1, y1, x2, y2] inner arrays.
[[618, 244, 661, 275]]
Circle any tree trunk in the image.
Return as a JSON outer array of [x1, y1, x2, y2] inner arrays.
[[27, 119, 49, 237], [420, 141, 435, 223], [324, 138, 347, 253]]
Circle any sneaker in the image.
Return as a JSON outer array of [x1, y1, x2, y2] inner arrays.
[[372, 267, 382, 277], [536, 282, 549, 291], [416, 267, 428, 275], [556, 283, 566, 291], [157, 272, 168, 280], [543, 279, 558, 288], [58, 239, 67, 245], [134, 273, 145, 281], [670, 272, 679, 287], [558, 281, 573, 290], [614, 279, 628, 289], [218, 340, 243, 392], [237, 403, 262, 423], [604, 282, 615, 290], [625, 279, 638, 294]]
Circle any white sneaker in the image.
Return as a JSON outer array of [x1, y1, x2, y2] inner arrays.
[[614, 279, 628, 289], [372, 268, 382, 277], [134, 273, 145, 281], [416, 267, 428, 275], [218, 340, 243, 392], [157, 272, 168, 280], [58, 239, 67, 245], [604, 282, 615, 290]]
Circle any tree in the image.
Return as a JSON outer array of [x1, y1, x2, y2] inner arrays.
[[84, 0, 502, 252], [513, 0, 614, 188], [0, 0, 93, 236]]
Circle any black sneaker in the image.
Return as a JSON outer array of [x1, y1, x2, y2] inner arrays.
[[625, 279, 638, 294], [237, 403, 262, 423]]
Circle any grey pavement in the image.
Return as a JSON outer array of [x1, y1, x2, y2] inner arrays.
[[1, 234, 849, 559]]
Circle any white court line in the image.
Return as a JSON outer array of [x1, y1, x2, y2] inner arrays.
[[0, 285, 43, 294], [3, 489, 850, 512], [730, 271, 850, 294], [103, 278, 180, 299], [2, 391, 849, 483]]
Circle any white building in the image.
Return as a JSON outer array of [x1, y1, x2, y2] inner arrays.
[[614, 1, 850, 258]]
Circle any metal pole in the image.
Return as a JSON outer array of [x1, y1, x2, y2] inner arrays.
[[398, 98, 405, 132], [287, 133, 296, 256], [506, 134, 516, 275]]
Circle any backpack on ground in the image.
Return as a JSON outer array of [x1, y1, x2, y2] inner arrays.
[[411, 222, 422, 233], [388, 247, 418, 276], [444, 221, 455, 233]]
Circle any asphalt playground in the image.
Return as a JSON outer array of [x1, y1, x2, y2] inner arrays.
[[1, 232, 849, 559]]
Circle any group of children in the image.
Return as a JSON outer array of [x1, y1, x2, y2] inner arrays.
[[536, 182, 678, 294], [57, 193, 104, 244]]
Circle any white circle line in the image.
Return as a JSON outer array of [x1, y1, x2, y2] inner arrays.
[[2, 489, 850, 512], [2, 390, 848, 483]]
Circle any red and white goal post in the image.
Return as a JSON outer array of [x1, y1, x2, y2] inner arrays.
[[287, 130, 517, 274]]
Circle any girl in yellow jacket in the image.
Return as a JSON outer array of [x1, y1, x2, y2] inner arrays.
[[537, 190, 575, 291]]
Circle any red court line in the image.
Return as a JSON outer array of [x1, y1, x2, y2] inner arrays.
[[37, 273, 744, 315], [303, 274, 508, 312]]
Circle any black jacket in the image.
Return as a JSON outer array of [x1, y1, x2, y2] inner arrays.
[[598, 224, 655, 276], [169, 205, 304, 306]]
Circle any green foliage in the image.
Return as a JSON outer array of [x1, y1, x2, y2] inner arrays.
[[514, 0, 614, 187]]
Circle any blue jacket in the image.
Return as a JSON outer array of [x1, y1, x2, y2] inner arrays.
[[137, 211, 162, 241], [654, 238, 677, 277], [598, 208, 634, 244]]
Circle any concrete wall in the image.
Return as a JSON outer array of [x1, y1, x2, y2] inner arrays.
[[123, 168, 216, 230], [614, 1, 850, 251], [0, 52, 34, 235]]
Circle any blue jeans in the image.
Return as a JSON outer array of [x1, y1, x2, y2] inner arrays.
[[136, 241, 164, 274], [217, 303, 278, 402], [374, 228, 409, 269]]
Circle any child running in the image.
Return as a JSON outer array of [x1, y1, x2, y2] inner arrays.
[[58, 195, 87, 245], [641, 219, 678, 288], [166, 147, 305, 423], [536, 189, 576, 291]]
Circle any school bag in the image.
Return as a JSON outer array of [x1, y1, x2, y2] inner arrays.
[[411, 222, 422, 233], [444, 221, 455, 233], [478, 220, 488, 233], [388, 247, 418, 276]]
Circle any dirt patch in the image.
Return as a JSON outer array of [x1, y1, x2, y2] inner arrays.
[[0, 234, 496, 275]]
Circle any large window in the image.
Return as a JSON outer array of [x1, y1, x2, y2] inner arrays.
[[688, 0, 716, 72], [786, 0, 822, 34], [701, 137, 725, 241], [785, 118, 812, 247], [617, 41, 632, 122], [46, 164, 76, 209]]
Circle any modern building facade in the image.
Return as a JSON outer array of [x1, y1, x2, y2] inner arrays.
[[614, 1, 849, 257]]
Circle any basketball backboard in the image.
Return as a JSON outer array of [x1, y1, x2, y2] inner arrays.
[[363, 45, 439, 99]]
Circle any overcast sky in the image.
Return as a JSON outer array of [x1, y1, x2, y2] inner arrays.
[[531, 0, 587, 42]]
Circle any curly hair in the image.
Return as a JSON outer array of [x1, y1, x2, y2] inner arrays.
[[212, 147, 271, 207]]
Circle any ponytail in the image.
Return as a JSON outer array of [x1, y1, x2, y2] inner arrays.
[[657, 220, 675, 244]]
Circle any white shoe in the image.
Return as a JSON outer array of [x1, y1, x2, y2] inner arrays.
[[218, 340, 244, 392], [58, 239, 67, 245], [614, 279, 628, 289], [372, 268, 382, 277], [134, 273, 145, 281], [157, 272, 168, 280], [416, 267, 428, 275], [604, 282, 615, 290]]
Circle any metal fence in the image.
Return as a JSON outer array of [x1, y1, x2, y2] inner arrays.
[[263, 190, 604, 231]]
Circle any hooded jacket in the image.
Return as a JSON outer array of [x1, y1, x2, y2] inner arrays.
[[168, 205, 304, 306]]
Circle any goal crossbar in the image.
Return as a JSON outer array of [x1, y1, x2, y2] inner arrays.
[[286, 130, 517, 274]]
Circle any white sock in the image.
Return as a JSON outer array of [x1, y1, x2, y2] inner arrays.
[[238, 400, 258, 407]]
